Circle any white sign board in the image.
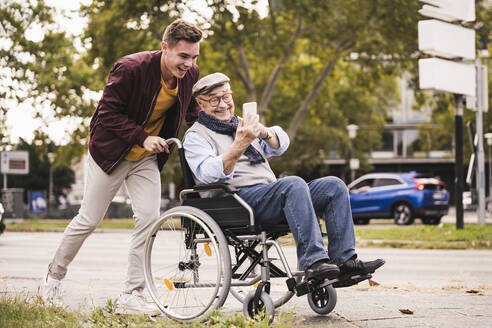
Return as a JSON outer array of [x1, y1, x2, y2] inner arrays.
[[349, 158, 360, 170], [1, 151, 29, 174], [418, 20, 475, 60], [419, 58, 476, 96], [419, 0, 475, 22]]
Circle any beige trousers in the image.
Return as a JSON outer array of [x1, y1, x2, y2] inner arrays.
[[48, 153, 161, 293]]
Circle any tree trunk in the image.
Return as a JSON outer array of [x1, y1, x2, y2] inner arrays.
[[258, 17, 303, 123], [238, 48, 256, 101], [286, 59, 336, 139]]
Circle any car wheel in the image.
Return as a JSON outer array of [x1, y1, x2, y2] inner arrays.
[[393, 203, 414, 225], [422, 216, 441, 225], [353, 218, 370, 225]]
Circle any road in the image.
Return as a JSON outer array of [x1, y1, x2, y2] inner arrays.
[[1, 231, 491, 327]]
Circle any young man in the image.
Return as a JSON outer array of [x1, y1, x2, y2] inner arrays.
[[183, 72, 385, 285], [42, 19, 202, 314]]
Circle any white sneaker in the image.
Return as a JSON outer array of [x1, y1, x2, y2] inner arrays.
[[42, 274, 63, 307], [116, 290, 161, 316]]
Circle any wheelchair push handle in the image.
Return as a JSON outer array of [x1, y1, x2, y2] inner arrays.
[[165, 138, 182, 149]]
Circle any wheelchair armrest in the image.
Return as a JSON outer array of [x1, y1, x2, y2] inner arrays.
[[192, 183, 233, 193]]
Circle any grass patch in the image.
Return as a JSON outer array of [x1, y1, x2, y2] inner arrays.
[[278, 223, 492, 249], [6, 218, 186, 232], [0, 296, 299, 328], [355, 223, 492, 249], [7, 219, 492, 250], [6, 219, 135, 232]]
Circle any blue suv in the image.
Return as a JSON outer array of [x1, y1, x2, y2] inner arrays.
[[348, 172, 449, 225]]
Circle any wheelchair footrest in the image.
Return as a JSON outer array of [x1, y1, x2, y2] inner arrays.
[[333, 273, 372, 288], [286, 277, 297, 292], [287, 277, 339, 297], [293, 281, 311, 297]]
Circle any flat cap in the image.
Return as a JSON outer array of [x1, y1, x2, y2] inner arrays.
[[192, 72, 230, 97]]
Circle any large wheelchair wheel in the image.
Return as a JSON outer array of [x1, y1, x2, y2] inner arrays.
[[144, 206, 231, 321], [229, 248, 301, 309], [307, 284, 337, 315]]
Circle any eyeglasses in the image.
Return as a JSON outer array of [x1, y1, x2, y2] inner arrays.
[[200, 92, 233, 107]]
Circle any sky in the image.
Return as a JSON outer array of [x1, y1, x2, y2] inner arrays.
[[4, 0, 268, 146]]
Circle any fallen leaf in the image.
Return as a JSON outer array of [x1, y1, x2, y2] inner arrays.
[[466, 289, 480, 294], [368, 279, 380, 286], [399, 309, 414, 315]]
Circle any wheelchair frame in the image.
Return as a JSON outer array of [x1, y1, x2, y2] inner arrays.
[[143, 138, 344, 322]]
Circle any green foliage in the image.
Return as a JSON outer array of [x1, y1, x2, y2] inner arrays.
[[0, 295, 80, 328], [0, 0, 97, 159], [81, 0, 179, 80], [2, 0, 492, 187]]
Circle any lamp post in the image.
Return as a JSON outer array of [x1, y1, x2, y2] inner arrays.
[[347, 124, 359, 182], [47, 152, 55, 217], [484, 133, 492, 204]]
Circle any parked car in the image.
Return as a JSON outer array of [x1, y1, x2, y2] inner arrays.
[[0, 202, 5, 235], [348, 172, 449, 225]]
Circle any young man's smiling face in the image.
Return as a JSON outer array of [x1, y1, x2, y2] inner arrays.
[[161, 40, 200, 80], [197, 83, 235, 122]]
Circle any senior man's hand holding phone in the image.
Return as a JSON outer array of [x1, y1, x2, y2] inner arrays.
[[242, 102, 271, 140]]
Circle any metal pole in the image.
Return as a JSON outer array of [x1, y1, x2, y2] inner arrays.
[[455, 94, 464, 230], [489, 144, 492, 197], [489, 142, 492, 216], [2, 174, 6, 190], [49, 164, 54, 203], [350, 147, 355, 182], [476, 59, 486, 225]]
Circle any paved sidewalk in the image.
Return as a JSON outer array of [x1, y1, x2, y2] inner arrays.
[[1, 231, 491, 327]]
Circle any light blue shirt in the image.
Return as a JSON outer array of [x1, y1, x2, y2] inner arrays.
[[183, 126, 290, 184]]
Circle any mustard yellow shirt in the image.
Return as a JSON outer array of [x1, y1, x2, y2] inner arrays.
[[125, 78, 178, 161]]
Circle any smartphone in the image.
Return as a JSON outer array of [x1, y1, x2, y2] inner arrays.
[[243, 102, 257, 119]]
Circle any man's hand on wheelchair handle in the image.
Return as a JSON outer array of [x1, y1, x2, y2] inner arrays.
[[143, 136, 170, 154]]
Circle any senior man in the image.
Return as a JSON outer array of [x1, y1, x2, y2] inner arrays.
[[183, 72, 384, 286]]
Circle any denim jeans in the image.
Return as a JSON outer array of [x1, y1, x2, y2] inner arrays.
[[237, 176, 356, 269], [308, 176, 356, 265]]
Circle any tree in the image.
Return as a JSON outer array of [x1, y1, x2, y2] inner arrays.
[[0, 0, 97, 157], [5, 0, 490, 186], [199, 0, 419, 136]]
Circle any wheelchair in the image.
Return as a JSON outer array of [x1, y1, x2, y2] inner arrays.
[[143, 138, 372, 322]]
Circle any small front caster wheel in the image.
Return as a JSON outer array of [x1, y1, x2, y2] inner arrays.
[[307, 284, 337, 315], [242, 291, 275, 323]]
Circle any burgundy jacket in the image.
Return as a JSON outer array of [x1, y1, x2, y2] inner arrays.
[[89, 50, 200, 173]]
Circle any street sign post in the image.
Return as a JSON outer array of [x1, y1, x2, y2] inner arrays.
[[418, 58, 476, 96], [419, 0, 475, 22], [418, 0, 476, 230], [418, 20, 475, 60], [1, 151, 29, 189]]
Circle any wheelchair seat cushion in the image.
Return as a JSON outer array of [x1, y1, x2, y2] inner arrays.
[[182, 196, 291, 235]]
